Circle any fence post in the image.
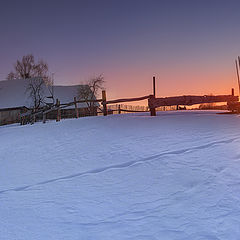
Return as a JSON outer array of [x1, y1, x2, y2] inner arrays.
[[58, 100, 61, 121], [153, 76, 156, 97], [231, 88, 236, 113], [149, 95, 156, 116], [56, 99, 61, 122], [74, 97, 79, 118], [118, 104, 121, 114], [43, 112, 46, 124], [102, 90, 107, 116], [150, 108, 156, 116], [149, 76, 156, 116], [56, 99, 59, 121]]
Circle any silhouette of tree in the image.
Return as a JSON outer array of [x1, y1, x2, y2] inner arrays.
[[7, 54, 49, 81], [78, 74, 105, 115], [26, 77, 45, 110]]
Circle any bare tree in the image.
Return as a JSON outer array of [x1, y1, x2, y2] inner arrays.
[[26, 78, 45, 111], [78, 74, 105, 115], [8, 54, 54, 111], [7, 54, 49, 81]]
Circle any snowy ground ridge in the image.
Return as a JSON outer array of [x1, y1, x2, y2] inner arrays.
[[0, 135, 238, 195]]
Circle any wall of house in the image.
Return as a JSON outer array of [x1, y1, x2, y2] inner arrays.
[[0, 109, 21, 125]]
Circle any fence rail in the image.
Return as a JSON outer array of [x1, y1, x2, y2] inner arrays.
[[113, 108, 149, 113], [105, 95, 150, 105], [149, 95, 238, 108]]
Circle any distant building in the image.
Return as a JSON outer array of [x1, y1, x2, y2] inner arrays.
[[0, 78, 99, 125]]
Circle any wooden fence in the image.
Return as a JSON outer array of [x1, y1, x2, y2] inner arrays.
[[20, 77, 240, 125], [20, 90, 152, 125]]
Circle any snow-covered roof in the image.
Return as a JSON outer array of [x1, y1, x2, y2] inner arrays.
[[0, 78, 98, 109]]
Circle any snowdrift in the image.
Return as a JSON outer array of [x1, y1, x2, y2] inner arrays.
[[1, 111, 240, 239]]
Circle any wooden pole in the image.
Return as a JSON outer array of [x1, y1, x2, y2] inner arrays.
[[153, 76, 156, 97], [149, 76, 156, 116], [102, 90, 107, 116], [56, 99, 59, 122], [238, 55, 240, 81], [74, 97, 79, 118], [56, 99, 61, 122], [149, 95, 156, 116], [43, 112, 46, 123], [235, 59, 240, 96], [150, 108, 156, 116], [232, 88, 234, 96], [118, 104, 121, 114], [58, 100, 61, 121]]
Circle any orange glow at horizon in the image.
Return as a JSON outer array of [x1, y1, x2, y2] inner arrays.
[[103, 69, 239, 106]]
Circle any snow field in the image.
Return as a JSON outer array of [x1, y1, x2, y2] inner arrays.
[[1, 111, 240, 239]]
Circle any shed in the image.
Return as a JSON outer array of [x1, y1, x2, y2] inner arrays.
[[0, 78, 99, 125]]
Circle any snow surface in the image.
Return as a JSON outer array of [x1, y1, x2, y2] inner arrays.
[[1, 110, 240, 239]]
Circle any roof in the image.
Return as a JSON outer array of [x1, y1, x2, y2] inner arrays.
[[0, 106, 28, 112], [0, 78, 99, 109]]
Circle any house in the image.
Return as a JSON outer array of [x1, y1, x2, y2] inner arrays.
[[0, 106, 28, 125], [0, 78, 99, 125]]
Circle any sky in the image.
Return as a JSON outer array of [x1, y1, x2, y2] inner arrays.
[[1, 0, 240, 102]]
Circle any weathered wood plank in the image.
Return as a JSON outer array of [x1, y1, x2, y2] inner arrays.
[[149, 95, 239, 108], [105, 95, 150, 105]]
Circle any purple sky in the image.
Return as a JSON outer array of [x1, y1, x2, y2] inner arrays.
[[1, 0, 240, 100]]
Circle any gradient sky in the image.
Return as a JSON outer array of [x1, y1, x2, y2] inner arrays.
[[1, 0, 240, 102]]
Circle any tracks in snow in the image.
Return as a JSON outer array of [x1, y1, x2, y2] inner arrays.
[[0, 136, 238, 195]]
